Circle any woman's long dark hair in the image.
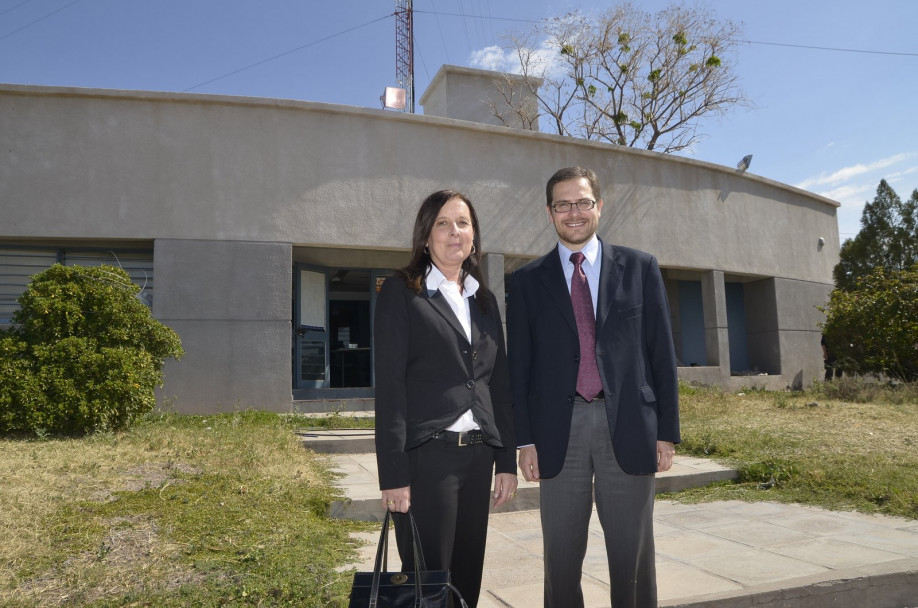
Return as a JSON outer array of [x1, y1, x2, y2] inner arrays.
[[397, 189, 492, 310]]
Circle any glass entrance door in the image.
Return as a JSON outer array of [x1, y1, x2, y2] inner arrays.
[[294, 265, 393, 399], [294, 267, 328, 389]]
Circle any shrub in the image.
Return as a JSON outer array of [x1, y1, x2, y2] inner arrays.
[[821, 265, 918, 382], [0, 335, 42, 432], [0, 264, 183, 435]]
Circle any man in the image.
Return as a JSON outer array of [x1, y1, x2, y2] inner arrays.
[[507, 166, 680, 607]]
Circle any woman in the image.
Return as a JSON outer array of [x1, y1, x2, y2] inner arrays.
[[374, 189, 517, 607]]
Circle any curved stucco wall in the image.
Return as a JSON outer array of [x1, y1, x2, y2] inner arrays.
[[0, 84, 838, 283], [0, 84, 840, 410]]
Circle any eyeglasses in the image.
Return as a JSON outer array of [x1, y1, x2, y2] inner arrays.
[[550, 199, 596, 213]]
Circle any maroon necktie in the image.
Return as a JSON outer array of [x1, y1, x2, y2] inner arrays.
[[570, 252, 602, 401]]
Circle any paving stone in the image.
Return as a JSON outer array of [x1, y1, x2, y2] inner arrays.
[[321, 429, 918, 608]]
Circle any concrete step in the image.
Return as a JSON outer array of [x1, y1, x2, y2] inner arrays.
[[302, 433, 738, 521], [292, 399, 374, 415], [297, 428, 375, 453]]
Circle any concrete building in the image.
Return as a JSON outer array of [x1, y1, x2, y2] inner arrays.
[[0, 65, 840, 414]]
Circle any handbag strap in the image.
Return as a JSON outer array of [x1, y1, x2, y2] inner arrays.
[[406, 509, 428, 571], [369, 508, 432, 608], [369, 510, 394, 608]]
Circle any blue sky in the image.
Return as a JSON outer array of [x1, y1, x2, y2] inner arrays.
[[2, 0, 916, 241]]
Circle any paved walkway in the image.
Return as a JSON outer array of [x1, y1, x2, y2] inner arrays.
[[301, 429, 918, 608]]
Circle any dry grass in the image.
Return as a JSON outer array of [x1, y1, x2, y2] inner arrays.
[[1, 382, 915, 606], [0, 440, 187, 604], [673, 380, 918, 518], [0, 410, 366, 607]]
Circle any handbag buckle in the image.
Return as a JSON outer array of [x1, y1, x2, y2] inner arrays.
[[390, 573, 408, 585]]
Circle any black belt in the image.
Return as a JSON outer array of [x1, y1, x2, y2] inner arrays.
[[432, 429, 484, 446]]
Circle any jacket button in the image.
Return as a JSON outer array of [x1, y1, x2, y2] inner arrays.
[[466, 380, 475, 389], [472, 350, 478, 359], [568, 395, 575, 403]]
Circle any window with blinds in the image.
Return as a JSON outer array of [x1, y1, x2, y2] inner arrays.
[[0, 246, 154, 323]]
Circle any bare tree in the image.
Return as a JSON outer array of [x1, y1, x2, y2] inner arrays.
[[491, 3, 749, 153]]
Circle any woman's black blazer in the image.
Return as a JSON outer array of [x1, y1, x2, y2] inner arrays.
[[374, 275, 515, 490]]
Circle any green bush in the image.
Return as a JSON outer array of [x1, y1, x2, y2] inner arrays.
[[0, 264, 183, 435], [821, 265, 918, 382], [0, 335, 43, 432]]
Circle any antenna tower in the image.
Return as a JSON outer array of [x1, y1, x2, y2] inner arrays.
[[395, 0, 414, 113]]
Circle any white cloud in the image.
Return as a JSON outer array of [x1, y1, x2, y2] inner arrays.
[[469, 45, 514, 72], [468, 38, 567, 80], [795, 152, 915, 190], [817, 183, 874, 206], [815, 161, 918, 240], [884, 165, 918, 185]]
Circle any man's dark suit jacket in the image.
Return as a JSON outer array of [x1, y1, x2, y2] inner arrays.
[[508, 238, 680, 479], [374, 275, 516, 490]]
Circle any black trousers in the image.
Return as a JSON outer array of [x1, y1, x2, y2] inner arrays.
[[392, 438, 494, 608]]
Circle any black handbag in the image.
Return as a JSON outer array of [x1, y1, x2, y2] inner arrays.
[[348, 508, 468, 608]]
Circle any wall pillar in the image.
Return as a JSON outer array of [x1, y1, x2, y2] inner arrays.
[[154, 238, 293, 414], [481, 252, 506, 323], [701, 270, 731, 377]]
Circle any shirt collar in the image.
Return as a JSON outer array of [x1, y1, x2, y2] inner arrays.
[[425, 264, 479, 297], [558, 235, 601, 267]]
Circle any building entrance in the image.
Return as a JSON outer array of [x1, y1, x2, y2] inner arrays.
[[293, 264, 391, 399]]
